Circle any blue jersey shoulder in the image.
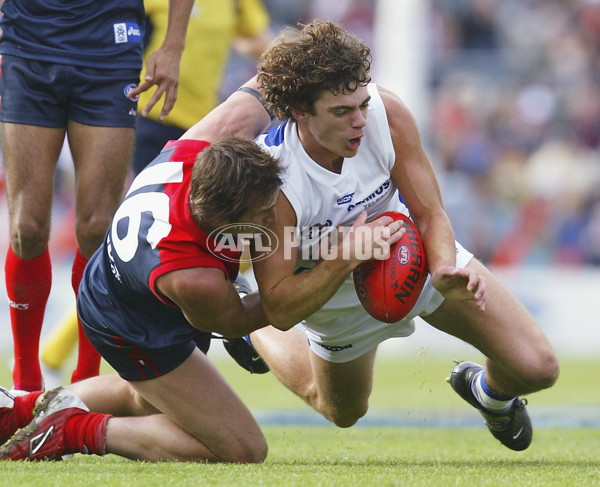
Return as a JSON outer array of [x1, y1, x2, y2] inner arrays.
[[263, 121, 288, 147]]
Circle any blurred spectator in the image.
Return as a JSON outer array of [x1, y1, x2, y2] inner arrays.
[[261, 0, 310, 31], [429, 0, 600, 266], [308, 0, 375, 45]]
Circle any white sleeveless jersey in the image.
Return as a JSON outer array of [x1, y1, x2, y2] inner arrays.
[[255, 83, 408, 272], [254, 84, 473, 363]]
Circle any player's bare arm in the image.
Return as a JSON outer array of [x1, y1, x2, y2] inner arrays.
[[129, 0, 195, 119], [181, 77, 272, 143], [155, 266, 269, 337], [381, 87, 486, 309], [252, 196, 404, 328]]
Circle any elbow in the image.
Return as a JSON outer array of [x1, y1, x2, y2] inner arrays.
[[263, 306, 298, 331], [266, 316, 297, 331]]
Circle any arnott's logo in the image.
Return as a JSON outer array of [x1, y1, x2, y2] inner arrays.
[[207, 223, 279, 263]]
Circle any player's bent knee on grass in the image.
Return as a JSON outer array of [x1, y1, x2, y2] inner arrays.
[[329, 408, 368, 429]]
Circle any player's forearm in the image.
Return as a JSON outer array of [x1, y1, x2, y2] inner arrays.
[[237, 291, 271, 336], [418, 209, 457, 273], [182, 286, 270, 337], [216, 292, 271, 337], [262, 259, 356, 329], [163, 0, 194, 51]]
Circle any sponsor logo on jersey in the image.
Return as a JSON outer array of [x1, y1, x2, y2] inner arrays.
[[114, 22, 142, 44], [337, 193, 354, 205], [124, 84, 139, 102], [127, 25, 141, 38], [347, 180, 391, 212]]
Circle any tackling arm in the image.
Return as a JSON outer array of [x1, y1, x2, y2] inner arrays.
[[155, 266, 269, 337], [180, 77, 273, 143]]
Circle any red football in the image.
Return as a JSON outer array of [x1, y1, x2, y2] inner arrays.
[[353, 212, 428, 323]]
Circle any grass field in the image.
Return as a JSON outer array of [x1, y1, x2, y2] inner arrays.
[[1, 428, 599, 487], [1, 352, 599, 486]]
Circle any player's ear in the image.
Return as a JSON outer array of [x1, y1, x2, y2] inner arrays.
[[291, 107, 309, 121]]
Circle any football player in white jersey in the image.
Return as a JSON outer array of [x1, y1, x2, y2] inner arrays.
[[204, 20, 558, 451]]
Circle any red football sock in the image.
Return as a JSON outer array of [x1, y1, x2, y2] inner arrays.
[[70, 248, 101, 383], [5, 247, 52, 391], [65, 412, 112, 456], [0, 391, 44, 443]]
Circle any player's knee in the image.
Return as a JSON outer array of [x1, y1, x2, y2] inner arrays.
[[226, 436, 268, 464], [328, 402, 369, 428], [75, 214, 112, 256], [535, 352, 560, 390], [244, 442, 268, 464], [10, 219, 50, 258], [520, 350, 560, 392]]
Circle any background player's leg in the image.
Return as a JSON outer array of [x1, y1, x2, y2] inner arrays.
[[2, 123, 64, 391], [67, 122, 135, 382]]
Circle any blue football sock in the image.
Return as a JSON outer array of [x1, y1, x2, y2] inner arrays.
[[471, 370, 515, 413]]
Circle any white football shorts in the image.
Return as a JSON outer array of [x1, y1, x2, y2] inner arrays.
[[302, 241, 474, 363]]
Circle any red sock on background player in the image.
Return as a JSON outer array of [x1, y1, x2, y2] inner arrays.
[[70, 248, 101, 383], [5, 247, 52, 392]]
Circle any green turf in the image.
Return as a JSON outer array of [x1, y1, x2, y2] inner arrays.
[[0, 353, 599, 486], [214, 351, 600, 410], [3, 347, 597, 408], [1, 428, 599, 486]]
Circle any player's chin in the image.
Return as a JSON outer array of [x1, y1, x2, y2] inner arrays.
[[342, 146, 360, 159]]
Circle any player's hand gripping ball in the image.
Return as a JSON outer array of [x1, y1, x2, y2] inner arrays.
[[353, 212, 428, 323]]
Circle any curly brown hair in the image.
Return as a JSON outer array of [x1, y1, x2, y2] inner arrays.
[[189, 135, 283, 226], [257, 20, 372, 121]]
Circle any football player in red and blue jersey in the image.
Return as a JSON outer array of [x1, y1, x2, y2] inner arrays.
[[0, 88, 283, 462]]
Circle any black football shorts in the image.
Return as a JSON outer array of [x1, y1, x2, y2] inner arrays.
[[0, 54, 139, 128]]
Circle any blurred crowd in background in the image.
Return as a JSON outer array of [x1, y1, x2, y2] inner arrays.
[[1, 0, 599, 267], [429, 0, 600, 266]]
